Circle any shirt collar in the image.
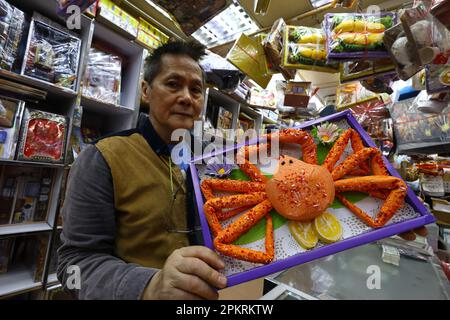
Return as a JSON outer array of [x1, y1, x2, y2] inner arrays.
[[137, 115, 171, 156]]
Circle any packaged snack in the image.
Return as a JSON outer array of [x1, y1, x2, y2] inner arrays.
[[17, 108, 68, 163], [97, 0, 139, 38], [82, 47, 122, 105], [339, 57, 396, 83], [336, 81, 380, 110], [0, 0, 26, 71], [400, 4, 449, 67], [22, 16, 81, 90], [383, 23, 423, 81], [391, 97, 450, 153], [283, 25, 339, 73], [136, 18, 169, 51], [0, 99, 23, 160], [262, 18, 296, 80], [227, 34, 272, 89], [324, 12, 396, 60], [425, 50, 450, 94], [152, 0, 231, 36]]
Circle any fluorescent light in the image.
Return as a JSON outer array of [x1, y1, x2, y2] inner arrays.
[[310, 0, 334, 8], [145, 0, 174, 20], [192, 1, 259, 48]]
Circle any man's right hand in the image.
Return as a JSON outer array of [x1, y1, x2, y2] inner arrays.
[[142, 246, 227, 300]]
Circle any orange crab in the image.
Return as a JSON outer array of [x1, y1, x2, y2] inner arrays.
[[200, 128, 407, 264]]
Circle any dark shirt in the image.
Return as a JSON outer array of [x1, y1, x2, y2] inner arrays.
[[57, 115, 203, 299]]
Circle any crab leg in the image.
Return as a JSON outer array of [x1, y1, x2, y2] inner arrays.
[[331, 147, 388, 181], [201, 179, 265, 200], [322, 128, 370, 175], [334, 176, 407, 228], [236, 129, 317, 182], [214, 200, 274, 264], [203, 192, 267, 236]]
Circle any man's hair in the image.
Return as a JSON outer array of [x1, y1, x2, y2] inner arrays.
[[143, 40, 206, 85]]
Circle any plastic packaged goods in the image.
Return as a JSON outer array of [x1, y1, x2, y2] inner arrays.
[[17, 108, 68, 163], [391, 97, 450, 152], [324, 12, 396, 60], [360, 73, 396, 94], [0, 99, 23, 160], [400, 4, 449, 67], [82, 47, 122, 105], [335, 81, 380, 110], [282, 25, 339, 73], [339, 58, 396, 83], [349, 98, 390, 128], [152, 0, 231, 36], [97, 0, 139, 38], [263, 18, 296, 80], [22, 16, 81, 91], [383, 23, 423, 81], [227, 33, 272, 89], [425, 52, 450, 94], [0, 0, 26, 71]]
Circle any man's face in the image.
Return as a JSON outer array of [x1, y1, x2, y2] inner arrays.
[[142, 54, 204, 136]]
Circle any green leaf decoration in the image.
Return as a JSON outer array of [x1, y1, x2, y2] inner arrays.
[[234, 210, 287, 245], [316, 143, 331, 165]]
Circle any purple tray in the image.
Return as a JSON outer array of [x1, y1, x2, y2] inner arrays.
[[325, 13, 396, 61], [190, 110, 435, 287]]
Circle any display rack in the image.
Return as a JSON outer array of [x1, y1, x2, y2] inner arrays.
[[0, 0, 146, 299]]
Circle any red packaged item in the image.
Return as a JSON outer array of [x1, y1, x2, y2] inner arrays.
[[17, 109, 67, 163]]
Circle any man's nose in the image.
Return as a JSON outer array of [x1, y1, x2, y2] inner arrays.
[[178, 86, 193, 105]]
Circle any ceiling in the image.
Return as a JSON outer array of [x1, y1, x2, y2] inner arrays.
[[121, 0, 414, 104]]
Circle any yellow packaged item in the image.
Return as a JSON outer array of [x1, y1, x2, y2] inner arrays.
[[282, 26, 338, 73], [227, 34, 272, 89]]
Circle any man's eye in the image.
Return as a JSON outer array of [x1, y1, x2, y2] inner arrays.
[[167, 81, 178, 88], [192, 87, 203, 94]]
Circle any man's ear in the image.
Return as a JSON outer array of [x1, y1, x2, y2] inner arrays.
[[141, 80, 151, 103]]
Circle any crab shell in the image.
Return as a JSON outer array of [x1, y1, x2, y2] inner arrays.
[[265, 155, 335, 221]]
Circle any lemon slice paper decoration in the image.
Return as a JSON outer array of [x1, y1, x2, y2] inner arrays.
[[313, 211, 343, 244], [288, 220, 318, 249]]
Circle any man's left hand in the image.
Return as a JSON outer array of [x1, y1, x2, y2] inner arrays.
[[397, 226, 428, 241]]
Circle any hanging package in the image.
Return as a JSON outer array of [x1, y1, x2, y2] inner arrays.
[[325, 12, 396, 61]]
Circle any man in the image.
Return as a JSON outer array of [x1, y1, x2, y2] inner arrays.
[[58, 40, 426, 300], [57, 40, 227, 300]]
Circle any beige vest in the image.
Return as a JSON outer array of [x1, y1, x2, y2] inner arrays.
[[96, 133, 189, 268]]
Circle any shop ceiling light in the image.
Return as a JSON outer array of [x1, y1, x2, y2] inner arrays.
[[310, 0, 334, 8], [254, 0, 271, 15], [192, 1, 259, 48]]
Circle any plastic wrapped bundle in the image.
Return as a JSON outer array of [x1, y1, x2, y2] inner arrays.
[[17, 108, 68, 163], [339, 58, 395, 83], [82, 47, 122, 105], [324, 12, 396, 60], [0, 0, 26, 71], [23, 17, 81, 90], [283, 25, 338, 73]]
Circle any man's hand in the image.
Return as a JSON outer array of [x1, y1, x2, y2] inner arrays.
[[398, 226, 428, 241], [142, 246, 227, 300]]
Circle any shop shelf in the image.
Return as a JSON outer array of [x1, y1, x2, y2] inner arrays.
[[0, 264, 42, 298], [0, 223, 53, 237]]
